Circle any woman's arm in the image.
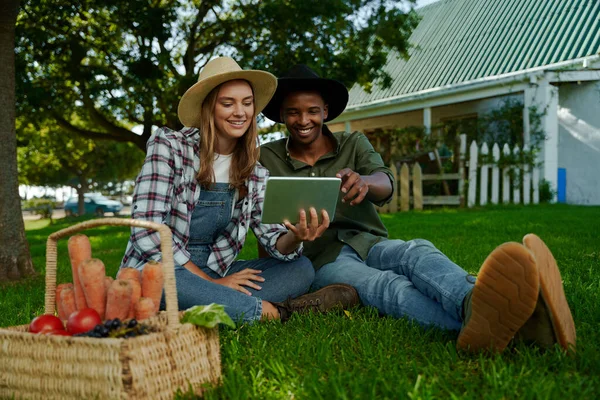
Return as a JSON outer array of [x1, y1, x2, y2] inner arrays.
[[129, 129, 191, 266], [183, 260, 264, 296]]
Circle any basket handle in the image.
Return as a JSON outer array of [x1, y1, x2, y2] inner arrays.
[[45, 217, 180, 329]]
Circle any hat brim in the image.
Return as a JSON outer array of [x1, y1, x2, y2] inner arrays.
[[261, 78, 349, 123], [178, 70, 277, 128]]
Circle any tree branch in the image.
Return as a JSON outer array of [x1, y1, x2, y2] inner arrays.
[[158, 40, 179, 77], [53, 112, 147, 152], [184, 1, 219, 75], [53, 113, 129, 142], [80, 91, 137, 137]]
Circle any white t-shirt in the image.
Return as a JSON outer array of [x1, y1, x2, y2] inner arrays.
[[213, 153, 232, 183], [213, 153, 238, 213]]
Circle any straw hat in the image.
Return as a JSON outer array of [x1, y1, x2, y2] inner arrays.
[[177, 57, 277, 128]]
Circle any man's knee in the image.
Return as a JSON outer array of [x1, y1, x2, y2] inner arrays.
[[409, 239, 437, 251], [290, 256, 315, 287], [313, 261, 372, 290]]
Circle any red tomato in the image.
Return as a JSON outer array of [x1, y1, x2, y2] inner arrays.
[[29, 315, 64, 333], [67, 308, 102, 334], [45, 329, 73, 336]]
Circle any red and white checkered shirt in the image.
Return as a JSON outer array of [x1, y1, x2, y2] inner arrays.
[[120, 127, 302, 277]]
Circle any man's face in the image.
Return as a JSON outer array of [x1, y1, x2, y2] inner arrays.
[[281, 91, 329, 147]]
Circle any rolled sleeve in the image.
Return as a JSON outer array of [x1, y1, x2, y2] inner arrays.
[[354, 133, 395, 206], [255, 226, 304, 260]]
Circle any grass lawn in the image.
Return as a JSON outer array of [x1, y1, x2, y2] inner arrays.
[[2, 205, 599, 399]]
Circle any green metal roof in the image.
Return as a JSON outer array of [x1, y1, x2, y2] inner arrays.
[[347, 0, 600, 108]]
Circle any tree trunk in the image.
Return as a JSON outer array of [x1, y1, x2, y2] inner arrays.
[[0, 0, 36, 280]]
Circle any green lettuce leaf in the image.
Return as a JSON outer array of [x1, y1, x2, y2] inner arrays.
[[181, 303, 236, 329]]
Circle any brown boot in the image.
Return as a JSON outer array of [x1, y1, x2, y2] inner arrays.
[[457, 242, 539, 353], [274, 284, 361, 322], [514, 234, 576, 352]]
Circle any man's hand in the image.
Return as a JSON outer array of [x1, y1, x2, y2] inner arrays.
[[284, 207, 330, 242], [336, 168, 369, 205], [213, 268, 265, 296]]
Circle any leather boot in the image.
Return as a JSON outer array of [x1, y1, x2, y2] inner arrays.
[[274, 284, 361, 322]]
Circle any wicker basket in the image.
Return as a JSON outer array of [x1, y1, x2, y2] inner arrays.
[[0, 218, 221, 399]]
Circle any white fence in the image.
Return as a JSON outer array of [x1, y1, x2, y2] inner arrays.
[[467, 139, 540, 207], [377, 134, 540, 212]]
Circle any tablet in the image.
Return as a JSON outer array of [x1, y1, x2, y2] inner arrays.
[[261, 177, 341, 224]]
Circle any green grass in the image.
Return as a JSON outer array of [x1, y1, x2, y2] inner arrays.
[[3, 205, 600, 399]]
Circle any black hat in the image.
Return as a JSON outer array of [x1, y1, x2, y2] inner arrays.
[[262, 64, 349, 123]]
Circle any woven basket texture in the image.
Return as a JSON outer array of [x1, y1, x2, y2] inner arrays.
[[0, 218, 221, 399]]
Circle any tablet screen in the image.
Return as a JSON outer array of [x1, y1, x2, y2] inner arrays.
[[261, 177, 341, 224]]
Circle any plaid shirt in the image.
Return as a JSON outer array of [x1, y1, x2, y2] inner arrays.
[[120, 127, 302, 277]]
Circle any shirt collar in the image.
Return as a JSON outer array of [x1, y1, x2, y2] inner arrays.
[[183, 126, 200, 137], [284, 125, 340, 169]]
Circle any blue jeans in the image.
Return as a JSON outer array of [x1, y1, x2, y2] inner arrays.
[[312, 239, 474, 331], [166, 182, 314, 324], [170, 256, 313, 324]]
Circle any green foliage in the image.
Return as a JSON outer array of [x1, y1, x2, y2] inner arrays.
[[16, 0, 419, 151], [539, 179, 556, 204], [22, 198, 55, 219], [181, 304, 236, 329], [17, 117, 143, 193], [371, 98, 547, 171]]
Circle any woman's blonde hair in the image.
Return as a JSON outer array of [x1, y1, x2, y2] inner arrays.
[[196, 80, 259, 190]]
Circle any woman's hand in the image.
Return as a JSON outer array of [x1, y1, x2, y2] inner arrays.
[[213, 268, 265, 296], [284, 207, 330, 242]]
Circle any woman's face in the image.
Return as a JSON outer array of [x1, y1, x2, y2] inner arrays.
[[214, 80, 254, 153]]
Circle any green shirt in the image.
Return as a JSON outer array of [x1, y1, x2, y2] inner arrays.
[[259, 127, 395, 269]]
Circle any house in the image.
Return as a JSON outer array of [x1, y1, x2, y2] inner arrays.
[[327, 0, 600, 205]]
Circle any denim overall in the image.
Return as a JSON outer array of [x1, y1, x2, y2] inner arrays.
[[187, 183, 235, 268], [171, 183, 313, 323]]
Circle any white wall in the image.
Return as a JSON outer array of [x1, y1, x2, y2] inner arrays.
[[557, 81, 600, 205]]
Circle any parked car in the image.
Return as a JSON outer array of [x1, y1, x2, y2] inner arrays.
[[64, 194, 123, 217]]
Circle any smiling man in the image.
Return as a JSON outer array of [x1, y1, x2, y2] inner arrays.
[[258, 65, 576, 353]]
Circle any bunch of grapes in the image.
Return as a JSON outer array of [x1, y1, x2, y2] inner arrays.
[[73, 318, 153, 339]]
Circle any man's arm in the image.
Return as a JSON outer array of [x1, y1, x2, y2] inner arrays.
[[337, 169, 393, 206]]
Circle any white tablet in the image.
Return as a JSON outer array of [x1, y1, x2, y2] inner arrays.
[[261, 177, 341, 224]]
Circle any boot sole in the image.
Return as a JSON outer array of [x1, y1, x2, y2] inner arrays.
[[457, 242, 539, 353], [523, 234, 576, 352]]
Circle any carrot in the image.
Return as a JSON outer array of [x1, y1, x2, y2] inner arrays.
[[135, 297, 156, 321], [56, 283, 73, 321], [127, 279, 142, 319], [141, 261, 164, 313], [117, 267, 141, 284], [59, 287, 77, 321], [104, 276, 114, 295], [105, 279, 133, 321], [67, 234, 91, 310], [78, 258, 107, 319], [117, 268, 141, 318]]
